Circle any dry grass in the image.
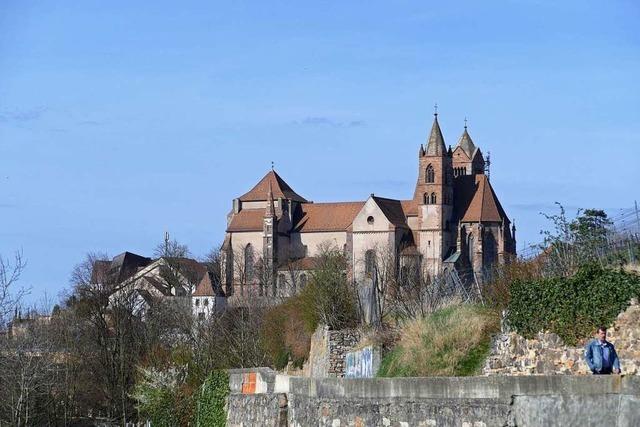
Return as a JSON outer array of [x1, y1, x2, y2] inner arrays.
[[625, 263, 640, 275], [378, 304, 499, 377]]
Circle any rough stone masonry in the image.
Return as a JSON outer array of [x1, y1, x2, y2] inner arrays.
[[484, 299, 640, 376], [227, 368, 640, 427]]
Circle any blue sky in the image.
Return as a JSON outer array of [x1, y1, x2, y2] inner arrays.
[[1, 1, 639, 305]]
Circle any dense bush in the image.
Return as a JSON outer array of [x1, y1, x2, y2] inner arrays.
[[195, 370, 229, 427], [262, 247, 359, 370], [377, 304, 499, 377], [261, 295, 311, 369], [132, 365, 193, 427], [507, 264, 640, 345], [299, 249, 360, 331]]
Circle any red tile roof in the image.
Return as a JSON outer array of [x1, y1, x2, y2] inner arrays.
[[164, 257, 209, 284], [226, 209, 266, 232], [239, 170, 308, 202], [400, 200, 418, 216], [193, 272, 222, 296], [372, 196, 409, 228], [293, 201, 365, 232], [459, 174, 509, 223]]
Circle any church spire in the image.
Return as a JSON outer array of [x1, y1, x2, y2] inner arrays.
[[265, 181, 275, 218], [425, 110, 446, 156], [456, 119, 477, 158]]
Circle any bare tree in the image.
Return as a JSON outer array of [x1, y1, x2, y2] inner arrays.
[[0, 308, 60, 426], [277, 261, 306, 298], [61, 252, 152, 424], [202, 244, 222, 285], [0, 250, 28, 327], [358, 244, 399, 325], [192, 296, 269, 369], [231, 247, 250, 297], [153, 235, 191, 259]]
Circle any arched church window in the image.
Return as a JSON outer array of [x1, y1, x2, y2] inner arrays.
[[430, 192, 437, 204], [364, 249, 376, 277], [424, 193, 429, 204], [426, 164, 435, 183], [467, 234, 474, 266], [299, 274, 307, 288], [244, 244, 254, 281]]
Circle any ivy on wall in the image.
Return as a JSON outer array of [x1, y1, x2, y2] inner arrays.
[[195, 370, 229, 427], [507, 264, 640, 345]]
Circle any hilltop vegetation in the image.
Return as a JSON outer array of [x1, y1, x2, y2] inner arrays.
[[378, 304, 498, 377]]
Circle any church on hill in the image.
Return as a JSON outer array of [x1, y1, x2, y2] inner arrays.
[[220, 113, 516, 299]]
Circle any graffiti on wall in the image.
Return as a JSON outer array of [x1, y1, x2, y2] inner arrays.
[[345, 346, 375, 378]]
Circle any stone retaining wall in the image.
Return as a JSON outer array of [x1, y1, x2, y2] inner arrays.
[[305, 326, 362, 378], [327, 329, 361, 377], [484, 299, 640, 375], [227, 368, 640, 426]]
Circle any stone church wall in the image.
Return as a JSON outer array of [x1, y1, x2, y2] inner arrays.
[[484, 299, 640, 375]]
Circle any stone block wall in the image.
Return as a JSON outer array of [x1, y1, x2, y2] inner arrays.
[[305, 326, 362, 378], [227, 369, 640, 426], [484, 299, 640, 375], [328, 329, 361, 377]]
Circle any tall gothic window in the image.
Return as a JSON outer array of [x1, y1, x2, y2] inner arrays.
[[244, 244, 254, 282], [364, 249, 376, 277], [426, 164, 435, 183], [467, 234, 474, 266], [430, 192, 437, 204], [424, 193, 429, 204], [483, 231, 498, 272]]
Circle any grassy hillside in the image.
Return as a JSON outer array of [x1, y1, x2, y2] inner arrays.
[[377, 305, 499, 377]]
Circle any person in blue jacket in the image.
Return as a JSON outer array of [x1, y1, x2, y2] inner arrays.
[[584, 326, 621, 375]]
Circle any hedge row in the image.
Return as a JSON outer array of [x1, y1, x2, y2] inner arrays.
[[507, 264, 640, 345]]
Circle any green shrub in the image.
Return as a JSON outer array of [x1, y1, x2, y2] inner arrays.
[[195, 370, 229, 427], [377, 304, 499, 377], [132, 366, 191, 427], [507, 264, 640, 345], [261, 296, 311, 369], [298, 249, 359, 331], [261, 247, 359, 371]]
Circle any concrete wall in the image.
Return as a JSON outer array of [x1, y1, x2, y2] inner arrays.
[[344, 345, 381, 379], [227, 368, 640, 427]]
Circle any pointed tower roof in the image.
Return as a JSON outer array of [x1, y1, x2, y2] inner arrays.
[[460, 175, 509, 223], [425, 114, 447, 156], [456, 125, 477, 158], [239, 170, 308, 202]]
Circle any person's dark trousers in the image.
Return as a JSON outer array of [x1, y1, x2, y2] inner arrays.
[[592, 368, 613, 375]]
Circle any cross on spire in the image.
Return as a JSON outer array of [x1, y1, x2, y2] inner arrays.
[[271, 161, 274, 170], [464, 117, 468, 130], [434, 103, 438, 117]]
